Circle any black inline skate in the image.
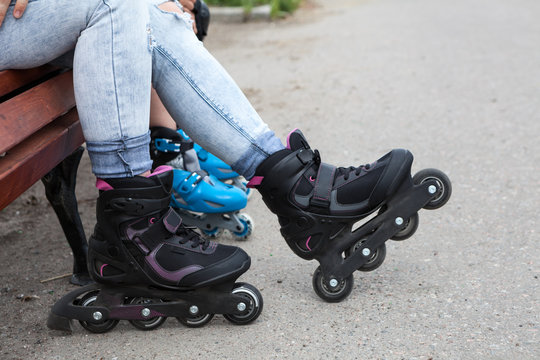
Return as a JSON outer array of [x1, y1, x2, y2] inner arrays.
[[47, 169, 263, 333], [247, 129, 451, 302]]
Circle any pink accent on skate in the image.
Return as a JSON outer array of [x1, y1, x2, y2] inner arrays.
[[306, 236, 312, 251], [100, 263, 108, 277], [149, 165, 173, 177], [309, 176, 315, 182], [149, 217, 156, 224], [286, 128, 300, 149], [247, 176, 264, 188], [96, 179, 114, 191], [146, 245, 204, 282]]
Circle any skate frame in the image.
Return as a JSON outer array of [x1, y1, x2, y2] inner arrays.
[[48, 282, 250, 331], [315, 178, 439, 287]]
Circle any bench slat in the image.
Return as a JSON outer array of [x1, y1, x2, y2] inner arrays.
[[0, 70, 75, 154], [0, 108, 83, 211], [0, 66, 58, 97]]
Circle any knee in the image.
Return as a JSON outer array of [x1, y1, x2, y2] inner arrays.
[[158, 1, 183, 14]]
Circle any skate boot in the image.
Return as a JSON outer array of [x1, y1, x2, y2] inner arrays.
[[248, 129, 451, 302], [150, 127, 253, 240], [47, 169, 263, 333]]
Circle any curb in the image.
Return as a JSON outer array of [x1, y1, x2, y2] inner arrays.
[[209, 5, 272, 23]]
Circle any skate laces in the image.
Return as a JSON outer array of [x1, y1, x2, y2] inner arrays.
[[310, 148, 371, 181], [177, 225, 210, 250], [338, 163, 372, 181]]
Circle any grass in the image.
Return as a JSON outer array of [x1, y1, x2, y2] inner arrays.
[[205, 0, 302, 17]]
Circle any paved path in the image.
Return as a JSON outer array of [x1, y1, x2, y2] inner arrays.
[[1, 0, 538, 359]]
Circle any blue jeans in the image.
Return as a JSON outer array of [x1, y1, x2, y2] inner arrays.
[[0, 0, 283, 178]]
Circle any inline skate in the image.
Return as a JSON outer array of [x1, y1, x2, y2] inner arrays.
[[47, 169, 263, 333], [151, 127, 253, 239], [247, 129, 451, 302]]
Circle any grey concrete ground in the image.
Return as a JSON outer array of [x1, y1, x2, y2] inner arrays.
[[1, 0, 539, 359]]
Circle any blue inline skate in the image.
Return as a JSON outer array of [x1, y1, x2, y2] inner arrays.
[[177, 129, 250, 196], [150, 127, 253, 240]]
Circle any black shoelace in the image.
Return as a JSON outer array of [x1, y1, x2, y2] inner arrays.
[[177, 225, 210, 250], [310, 148, 371, 181], [339, 163, 371, 181]]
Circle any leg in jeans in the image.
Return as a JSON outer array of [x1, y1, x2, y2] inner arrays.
[[0, 0, 152, 178]]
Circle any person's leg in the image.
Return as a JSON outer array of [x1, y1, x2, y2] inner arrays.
[[0, 0, 153, 178], [74, 0, 153, 178], [150, 88, 177, 129], [148, 0, 284, 180]]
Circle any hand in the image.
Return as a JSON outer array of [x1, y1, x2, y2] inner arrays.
[[183, 8, 198, 35], [179, 0, 196, 11], [0, 0, 28, 28]]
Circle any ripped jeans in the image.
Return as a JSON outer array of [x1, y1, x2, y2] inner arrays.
[[0, 0, 283, 178]]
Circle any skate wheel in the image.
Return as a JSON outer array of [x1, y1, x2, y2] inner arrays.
[[223, 283, 263, 325], [127, 297, 167, 331], [413, 169, 452, 210], [78, 291, 119, 334], [312, 266, 354, 303], [391, 213, 419, 241], [232, 213, 254, 241], [346, 240, 387, 272], [202, 227, 223, 238], [177, 313, 214, 328]]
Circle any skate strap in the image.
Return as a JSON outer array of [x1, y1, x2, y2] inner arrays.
[[311, 162, 336, 208], [138, 209, 182, 251], [109, 196, 171, 215]]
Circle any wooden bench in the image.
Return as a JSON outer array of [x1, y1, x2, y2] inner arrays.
[[0, 66, 90, 285]]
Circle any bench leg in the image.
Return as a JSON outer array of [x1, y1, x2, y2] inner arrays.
[[41, 146, 92, 286]]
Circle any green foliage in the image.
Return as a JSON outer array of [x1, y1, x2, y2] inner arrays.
[[205, 0, 301, 16], [205, 0, 269, 7], [270, 0, 302, 17]]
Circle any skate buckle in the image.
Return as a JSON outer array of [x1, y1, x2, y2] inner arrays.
[[296, 149, 314, 164], [155, 138, 181, 153], [180, 173, 202, 192]]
